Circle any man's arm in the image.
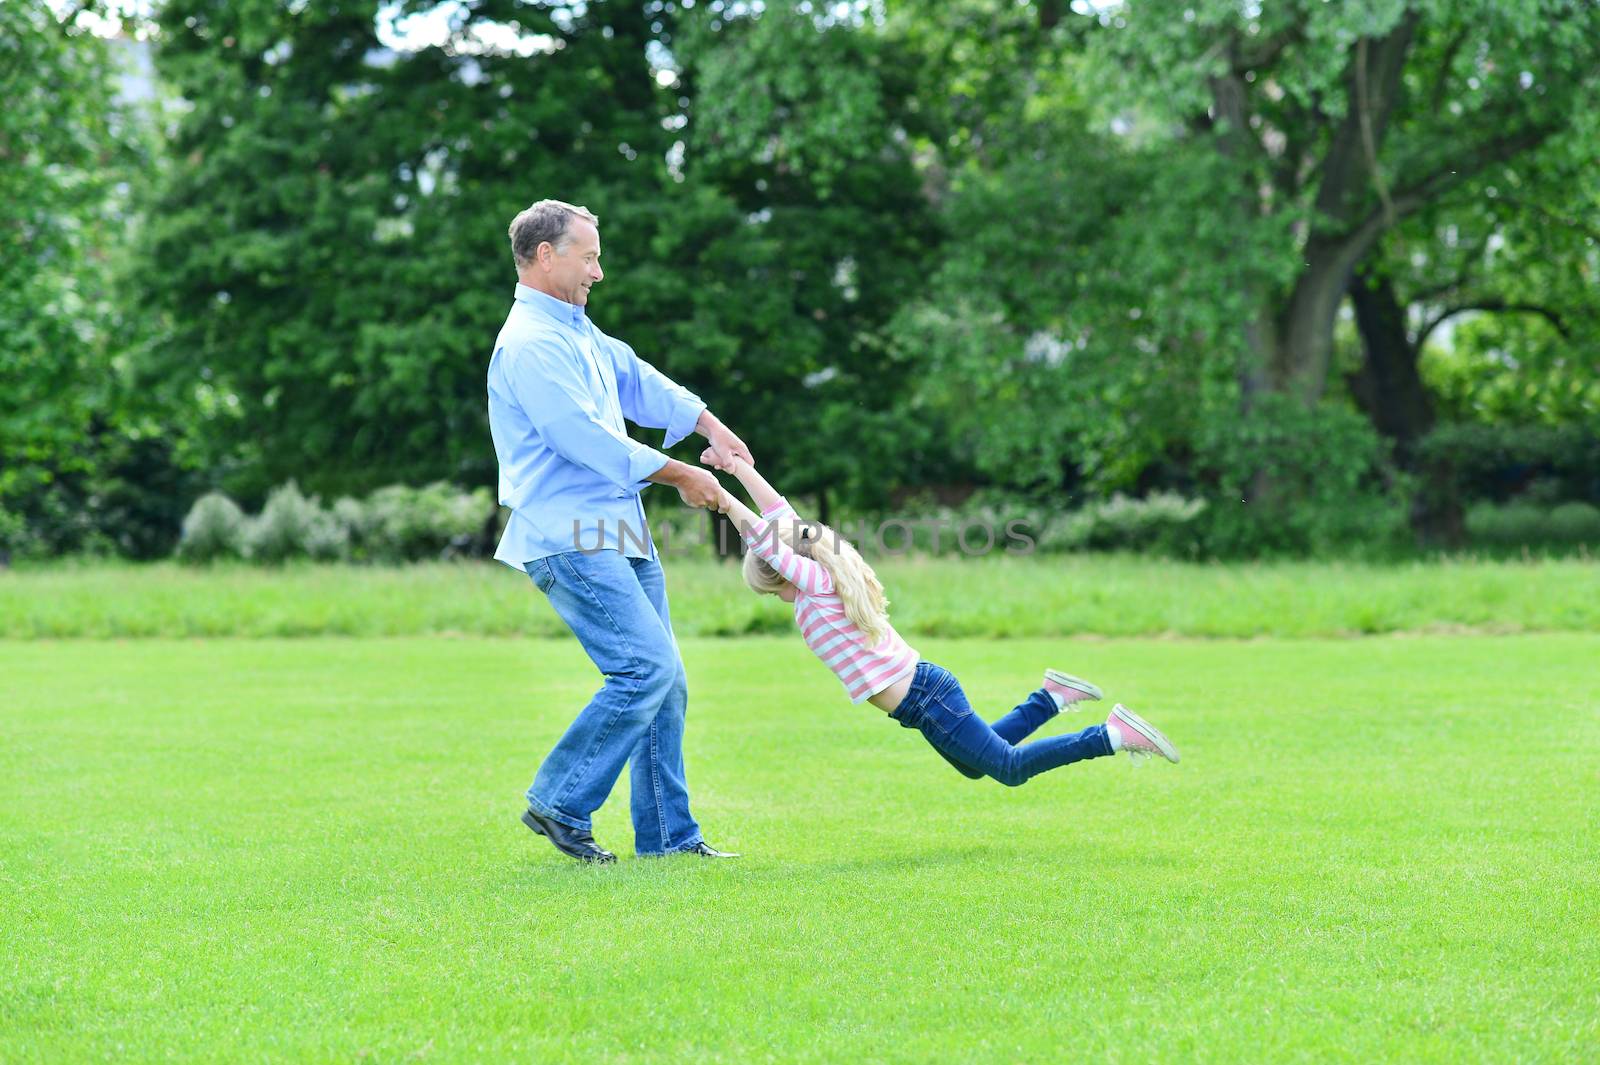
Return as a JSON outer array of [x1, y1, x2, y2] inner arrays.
[[647, 459, 724, 511], [694, 409, 754, 472], [607, 337, 706, 448], [605, 336, 754, 470]]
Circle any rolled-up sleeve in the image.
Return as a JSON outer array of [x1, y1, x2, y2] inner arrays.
[[503, 340, 669, 494], [606, 337, 706, 449]]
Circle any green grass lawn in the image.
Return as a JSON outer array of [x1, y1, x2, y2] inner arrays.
[[4, 555, 1600, 639], [3, 634, 1597, 1062]]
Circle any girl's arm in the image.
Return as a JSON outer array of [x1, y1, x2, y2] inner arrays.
[[720, 487, 834, 596], [720, 490, 762, 535]]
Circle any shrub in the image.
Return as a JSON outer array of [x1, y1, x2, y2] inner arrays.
[[1470, 500, 1600, 549], [243, 482, 346, 563], [828, 492, 1045, 560], [1193, 396, 1409, 558], [1547, 501, 1600, 544], [1417, 422, 1600, 507], [1040, 492, 1207, 556], [1464, 501, 1549, 548], [176, 492, 248, 563], [360, 482, 491, 562]]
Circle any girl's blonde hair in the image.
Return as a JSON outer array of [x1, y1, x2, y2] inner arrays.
[[742, 521, 892, 647]]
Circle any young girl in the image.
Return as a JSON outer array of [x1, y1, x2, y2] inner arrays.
[[707, 452, 1179, 784]]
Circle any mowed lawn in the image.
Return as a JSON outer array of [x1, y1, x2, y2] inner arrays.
[[2, 634, 1597, 1063]]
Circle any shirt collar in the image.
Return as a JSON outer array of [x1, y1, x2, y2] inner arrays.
[[515, 283, 587, 330]]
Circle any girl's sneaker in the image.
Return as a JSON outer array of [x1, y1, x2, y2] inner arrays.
[[1106, 704, 1180, 765], [1043, 669, 1103, 710]]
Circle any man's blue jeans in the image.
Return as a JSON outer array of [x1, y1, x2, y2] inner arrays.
[[523, 550, 703, 855], [889, 660, 1113, 785]]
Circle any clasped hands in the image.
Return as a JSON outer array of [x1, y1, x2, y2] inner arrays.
[[670, 429, 751, 512]]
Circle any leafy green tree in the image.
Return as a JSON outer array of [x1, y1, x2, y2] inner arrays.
[[133, 0, 947, 527], [0, 2, 157, 559], [1094, 0, 1600, 411], [1349, 122, 1600, 444], [134, 0, 687, 501], [879, 0, 1600, 550], [655, 4, 949, 516]]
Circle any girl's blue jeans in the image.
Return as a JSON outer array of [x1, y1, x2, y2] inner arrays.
[[888, 660, 1113, 785]]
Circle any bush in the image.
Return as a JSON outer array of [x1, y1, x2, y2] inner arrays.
[[1193, 396, 1409, 558], [1040, 492, 1207, 557], [242, 482, 347, 563], [1469, 500, 1600, 549], [1548, 501, 1600, 544], [358, 482, 492, 562], [176, 492, 248, 563], [1464, 501, 1549, 548], [1417, 422, 1600, 506]]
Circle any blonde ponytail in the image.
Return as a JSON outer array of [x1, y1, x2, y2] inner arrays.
[[742, 520, 891, 648], [804, 526, 891, 648]]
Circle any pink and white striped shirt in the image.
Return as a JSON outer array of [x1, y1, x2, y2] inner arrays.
[[743, 498, 919, 704]]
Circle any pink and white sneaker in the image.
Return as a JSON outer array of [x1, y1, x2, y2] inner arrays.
[[1043, 669, 1103, 710], [1106, 704, 1180, 765]]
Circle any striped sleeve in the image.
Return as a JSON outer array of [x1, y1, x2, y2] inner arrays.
[[742, 503, 834, 596]]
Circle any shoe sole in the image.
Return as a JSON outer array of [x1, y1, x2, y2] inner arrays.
[[1111, 704, 1180, 764], [521, 808, 616, 863], [1044, 669, 1103, 700]]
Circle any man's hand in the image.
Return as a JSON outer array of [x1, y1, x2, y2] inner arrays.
[[648, 459, 727, 510], [705, 430, 752, 472], [700, 446, 742, 474], [674, 465, 726, 510], [695, 410, 753, 472]]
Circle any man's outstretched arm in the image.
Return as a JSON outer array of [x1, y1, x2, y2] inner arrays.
[[607, 337, 753, 468]]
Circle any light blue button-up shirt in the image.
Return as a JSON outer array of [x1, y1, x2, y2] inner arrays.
[[488, 284, 705, 567]]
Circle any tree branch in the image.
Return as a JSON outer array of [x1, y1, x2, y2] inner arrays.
[[1493, 194, 1600, 246], [1428, 27, 1470, 114], [1406, 232, 1492, 309], [1416, 299, 1571, 350], [1236, 24, 1303, 71], [1356, 37, 1397, 226], [1310, 12, 1418, 228], [1341, 118, 1564, 253]]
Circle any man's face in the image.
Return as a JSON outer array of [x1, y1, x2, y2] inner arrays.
[[543, 219, 603, 307]]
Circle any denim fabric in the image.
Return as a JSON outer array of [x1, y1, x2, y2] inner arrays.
[[523, 549, 703, 855], [889, 660, 1113, 786]]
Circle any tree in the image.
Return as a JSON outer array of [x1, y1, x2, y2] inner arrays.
[[134, 0, 689, 501], [133, 0, 947, 526], [661, 3, 949, 514], [1095, 0, 1600, 413], [0, 2, 151, 559]]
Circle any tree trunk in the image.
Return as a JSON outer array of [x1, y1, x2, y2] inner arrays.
[[1243, 12, 1420, 406], [1345, 265, 1462, 544], [1346, 266, 1435, 461]]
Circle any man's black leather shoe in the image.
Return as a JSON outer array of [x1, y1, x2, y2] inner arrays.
[[521, 807, 616, 864], [684, 841, 741, 858]]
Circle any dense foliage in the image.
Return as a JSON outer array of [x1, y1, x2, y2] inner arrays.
[[4, 0, 1597, 560]]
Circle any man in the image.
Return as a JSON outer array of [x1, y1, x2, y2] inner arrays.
[[488, 199, 748, 863]]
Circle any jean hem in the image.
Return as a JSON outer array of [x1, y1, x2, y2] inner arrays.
[[525, 793, 588, 832], [634, 834, 705, 858]]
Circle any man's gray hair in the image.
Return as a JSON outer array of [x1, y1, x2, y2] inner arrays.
[[508, 199, 600, 270]]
